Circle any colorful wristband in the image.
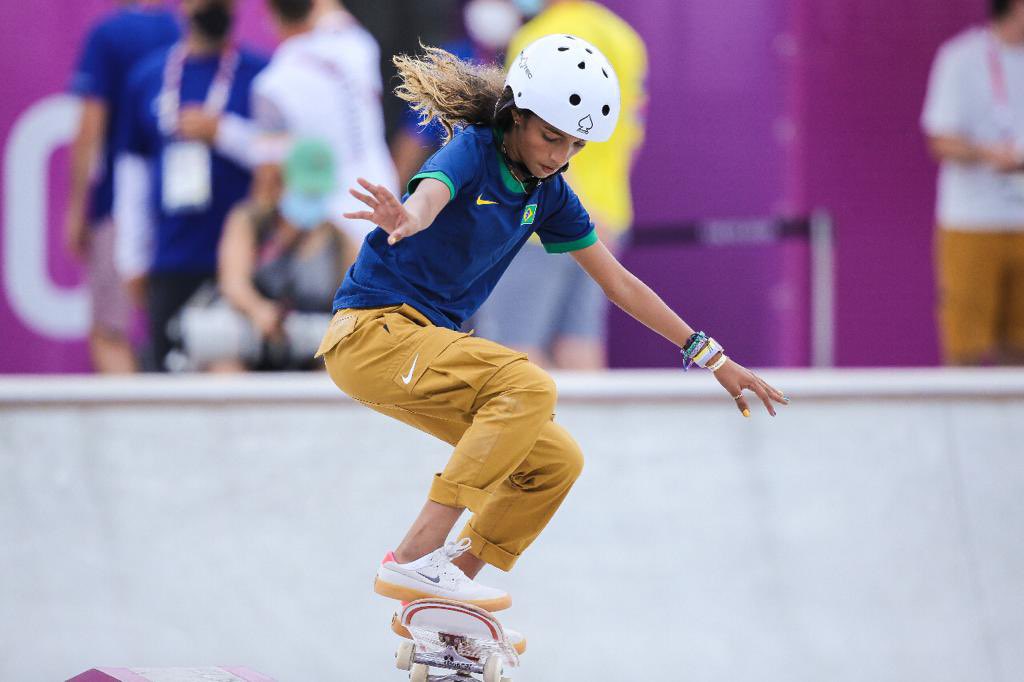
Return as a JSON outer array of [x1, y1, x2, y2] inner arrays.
[[693, 337, 724, 368]]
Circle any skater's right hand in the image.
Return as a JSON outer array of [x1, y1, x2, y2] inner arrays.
[[345, 178, 424, 245]]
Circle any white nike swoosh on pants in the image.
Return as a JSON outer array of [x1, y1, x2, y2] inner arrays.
[[402, 354, 419, 384]]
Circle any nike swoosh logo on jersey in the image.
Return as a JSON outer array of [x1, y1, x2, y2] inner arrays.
[[476, 194, 499, 206], [402, 354, 419, 385]]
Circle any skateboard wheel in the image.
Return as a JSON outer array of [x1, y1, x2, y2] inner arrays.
[[410, 663, 428, 682], [482, 656, 503, 682], [396, 641, 415, 671]]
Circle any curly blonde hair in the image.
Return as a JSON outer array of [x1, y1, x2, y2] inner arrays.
[[393, 44, 518, 145]]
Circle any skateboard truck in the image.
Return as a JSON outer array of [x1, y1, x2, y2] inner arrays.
[[396, 641, 508, 682]]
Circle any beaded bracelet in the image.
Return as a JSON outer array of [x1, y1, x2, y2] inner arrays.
[[680, 332, 724, 371]]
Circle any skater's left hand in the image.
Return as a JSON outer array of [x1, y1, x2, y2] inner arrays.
[[713, 358, 788, 417]]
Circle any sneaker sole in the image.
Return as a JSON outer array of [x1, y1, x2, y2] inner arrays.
[[390, 612, 527, 655], [374, 577, 512, 612]]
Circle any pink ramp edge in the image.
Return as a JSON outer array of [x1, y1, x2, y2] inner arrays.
[[68, 670, 150, 682], [67, 669, 275, 682]]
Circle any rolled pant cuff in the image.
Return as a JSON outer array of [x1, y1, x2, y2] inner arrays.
[[428, 474, 491, 511], [459, 523, 520, 572]]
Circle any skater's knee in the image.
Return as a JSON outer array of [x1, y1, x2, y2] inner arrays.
[[545, 423, 584, 482], [560, 435, 585, 482]]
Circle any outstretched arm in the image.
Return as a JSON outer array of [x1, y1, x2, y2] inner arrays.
[[344, 177, 450, 245], [572, 239, 788, 417]]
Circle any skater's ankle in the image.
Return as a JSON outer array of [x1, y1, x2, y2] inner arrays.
[[392, 546, 433, 565]]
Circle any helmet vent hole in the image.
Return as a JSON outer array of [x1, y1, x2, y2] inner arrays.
[[558, 46, 569, 52], [578, 61, 586, 69], [564, 35, 575, 40], [569, 94, 582, 106], [518, 91, 522, 97], [585, 48, 593, 54], [602, 68, 609, 78], [602, 105, 611, 116]]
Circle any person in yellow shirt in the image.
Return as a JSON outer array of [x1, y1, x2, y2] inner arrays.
[[473, 0, 648, 368]]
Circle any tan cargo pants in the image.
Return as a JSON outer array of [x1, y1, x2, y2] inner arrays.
[[316, 304, 584, 571]]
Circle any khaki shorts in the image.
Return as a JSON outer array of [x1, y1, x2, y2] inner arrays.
[[936, 228, 1024, 364], [87, 219, 132, 336]]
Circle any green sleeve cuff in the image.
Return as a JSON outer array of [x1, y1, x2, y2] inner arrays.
[[408, 171, 456, 201], [542, 227, 599, 254]]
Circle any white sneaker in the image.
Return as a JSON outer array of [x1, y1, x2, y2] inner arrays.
[[374, 538, 512, 611]]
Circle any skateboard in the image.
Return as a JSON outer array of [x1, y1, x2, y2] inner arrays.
[[392, 599, 520, 682]]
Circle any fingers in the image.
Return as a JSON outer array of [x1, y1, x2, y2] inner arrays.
[[750, 381, 776, 417], [729, 373, 789, 419], [751, 372, 789, 406], [343, 210, 374, 221], [349, 188, 379, 209], [357, 177, 395, 205], [732, 391, 751, 418]]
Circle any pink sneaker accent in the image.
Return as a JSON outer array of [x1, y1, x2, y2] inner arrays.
[[383, 551, 397, 564]]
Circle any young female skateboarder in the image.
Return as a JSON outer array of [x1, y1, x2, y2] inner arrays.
[[316, 35, 788, 613]]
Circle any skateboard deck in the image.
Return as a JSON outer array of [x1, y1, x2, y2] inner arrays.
[[392, 599, 519, 682]]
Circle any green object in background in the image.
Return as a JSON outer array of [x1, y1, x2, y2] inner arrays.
[[285, 139, 336, 196]]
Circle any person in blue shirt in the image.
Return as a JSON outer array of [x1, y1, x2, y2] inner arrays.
[[67, 0, 180, 373], [114, 0, 267, 371], [316, 38, 788, 617]]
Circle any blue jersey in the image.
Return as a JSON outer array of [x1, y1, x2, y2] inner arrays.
[[118, 47, 267, 274], [333, 125, 597, 329], [69, 6, 180, 223]]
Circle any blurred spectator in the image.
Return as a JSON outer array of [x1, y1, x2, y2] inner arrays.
[[390, 0, 523, 185], [473, 0, 647, 368], [923, 0, 1024, 365], [114, 0, 267, 371], [66, 0, 180, 373], [252, 0, 398, 258], [175, 140, 347, 372]]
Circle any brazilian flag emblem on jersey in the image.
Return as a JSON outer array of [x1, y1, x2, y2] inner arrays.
[[521, 203, 538, 226]]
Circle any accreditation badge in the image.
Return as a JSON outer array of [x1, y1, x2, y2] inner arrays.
[[162, 141, 212, 213]]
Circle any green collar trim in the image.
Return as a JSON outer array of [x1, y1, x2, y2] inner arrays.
[[492, 127, 528, 195]]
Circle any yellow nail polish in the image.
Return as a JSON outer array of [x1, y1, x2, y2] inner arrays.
[[742, 409, 750, 418]]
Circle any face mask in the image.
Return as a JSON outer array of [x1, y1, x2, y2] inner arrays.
[[191, 1, 232, 41], [465, 0, 522, 51], [280, 191, 329, 231], [510, 0, 544, 18]]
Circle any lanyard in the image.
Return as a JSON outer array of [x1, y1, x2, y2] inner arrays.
[[988, 32, 1016, 140], [157, 42, 240, 136]]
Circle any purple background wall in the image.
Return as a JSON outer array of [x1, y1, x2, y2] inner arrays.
[[788, 0, 986, 366], [0, 0, 990, 372], [603, 0, 987, 367]]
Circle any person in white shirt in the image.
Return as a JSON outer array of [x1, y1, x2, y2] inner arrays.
[[254, 0, 399, 263], [922, 0, 1024, 365]]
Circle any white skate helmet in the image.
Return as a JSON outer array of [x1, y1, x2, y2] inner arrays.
[[504, 34, 620, 142]]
